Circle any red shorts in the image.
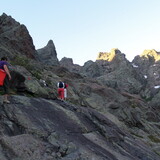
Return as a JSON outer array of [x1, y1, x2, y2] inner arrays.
[[58, 88, 64, 100], [0, 69, 6, 86]]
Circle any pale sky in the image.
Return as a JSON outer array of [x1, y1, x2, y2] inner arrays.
[[1, 0, 160, 65]]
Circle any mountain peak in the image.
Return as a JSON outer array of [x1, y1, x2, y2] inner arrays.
[[140, 49, 160, 61], [96, 48, 121, 61]]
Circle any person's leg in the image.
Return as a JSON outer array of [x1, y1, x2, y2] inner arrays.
[[66, 89, 67, 100], [57, 89, 58, 98], [58, 88, 61, 99], [3, 76, 10, 103], [61, 88, 64, 100], [64, 88, 67, 100]]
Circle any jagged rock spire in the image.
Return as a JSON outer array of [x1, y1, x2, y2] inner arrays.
[[36, 40, 59, 65]]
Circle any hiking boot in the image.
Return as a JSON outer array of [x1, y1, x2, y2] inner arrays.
[[3, 100, 10, 104]]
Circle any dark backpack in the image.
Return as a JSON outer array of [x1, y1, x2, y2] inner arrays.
[[58, 82, 64, 88]]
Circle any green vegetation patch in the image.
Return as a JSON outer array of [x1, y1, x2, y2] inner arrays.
[[148, 135, 160, 143], [11, 55, 33, 70]]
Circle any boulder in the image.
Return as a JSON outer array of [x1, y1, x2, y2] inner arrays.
[[60, 57, 81, 73]]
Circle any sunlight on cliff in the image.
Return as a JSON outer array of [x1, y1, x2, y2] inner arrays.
[[96, 48, 119, 61], [140, 49, 160, 61]]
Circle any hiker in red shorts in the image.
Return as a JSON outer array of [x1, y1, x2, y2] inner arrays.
[[57, 80, 65, 100]]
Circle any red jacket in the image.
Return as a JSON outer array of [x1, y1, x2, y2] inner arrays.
[[65, 84, 68, 88]]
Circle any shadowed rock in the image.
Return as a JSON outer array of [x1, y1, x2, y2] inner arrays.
[[36, 40, 59, 66], [0, 95, 159, 160], [0, 13, 36, 59], [60, 57, 81, 73]]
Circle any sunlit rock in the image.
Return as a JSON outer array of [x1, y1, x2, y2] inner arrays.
[[141, 49, 160, 61], [96, 48, 121, 61]]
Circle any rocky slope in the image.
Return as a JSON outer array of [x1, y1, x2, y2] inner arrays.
[[0, 13, 160, 160]]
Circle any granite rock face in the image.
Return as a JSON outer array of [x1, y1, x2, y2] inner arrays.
[[79, 49, 144, 94], [0, 13, 36, 59], [60, 57, 81, 72], [0, 95, 160, 160], [132, 50, 160, 108]]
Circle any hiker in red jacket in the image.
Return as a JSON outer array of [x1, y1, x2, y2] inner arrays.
[[57, 80, 65, 100], [0, 57, 11, 103]]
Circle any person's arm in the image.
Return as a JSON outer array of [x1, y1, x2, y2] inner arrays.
[[4, 64, 11, 80]]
